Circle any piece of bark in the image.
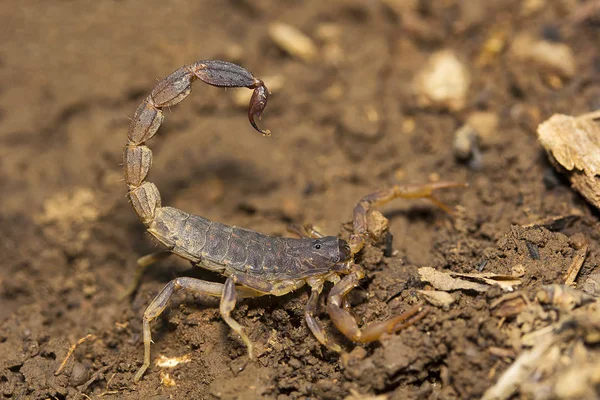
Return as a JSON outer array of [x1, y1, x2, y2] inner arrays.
[[538, 112, 600, 209]]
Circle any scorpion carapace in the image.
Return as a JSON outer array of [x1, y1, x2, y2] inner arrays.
[[124, 60, 465, 381]]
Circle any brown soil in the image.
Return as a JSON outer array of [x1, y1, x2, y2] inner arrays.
[[1, 1, 599, 399]]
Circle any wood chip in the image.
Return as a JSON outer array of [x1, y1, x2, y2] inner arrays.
[[564, 243, 588, 286], [538, 112, 600, 210]]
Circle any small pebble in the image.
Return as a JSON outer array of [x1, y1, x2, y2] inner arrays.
[[453, 112, 498, 167], [581, 273, 600, 297], [414, 50, 471, 111], [511, 264, 526, 277], [268, 22, 318, 62], [69, 362, 89, 387], [340, 104, 381, 140], [367, 210, 389, 241], [418, 290, 455, 309], [510, 33, 576, 78], [453, 124, 478, 161], [466, 112, 499, 145]]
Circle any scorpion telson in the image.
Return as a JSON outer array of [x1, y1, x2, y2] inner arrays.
[[124, 60, 465, 381]]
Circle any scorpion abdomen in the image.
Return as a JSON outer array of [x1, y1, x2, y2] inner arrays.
[[148, 206, 297, 278]]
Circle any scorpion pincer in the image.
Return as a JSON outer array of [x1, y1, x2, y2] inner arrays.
[[123, 60, 464, 381]]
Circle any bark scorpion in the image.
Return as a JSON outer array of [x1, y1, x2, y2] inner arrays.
[[123, 60, 464, 381]]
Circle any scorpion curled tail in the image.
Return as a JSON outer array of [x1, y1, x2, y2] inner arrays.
[[123, 60, 270, 226]]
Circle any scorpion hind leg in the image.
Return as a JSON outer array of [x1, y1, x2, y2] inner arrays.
[[326, 269, 429, 344], [120, 251, 172, 300], [221, 277, 255, 360], [134, 277, 228, 381]]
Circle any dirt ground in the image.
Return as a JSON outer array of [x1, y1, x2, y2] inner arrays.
[[2, 1, 600, 399]]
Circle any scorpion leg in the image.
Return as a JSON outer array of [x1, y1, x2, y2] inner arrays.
[[326, 268, 429, 343], [120, 251, 172, 300], [221, 277, 255, 360], [305, 280, 343, 352], [287, 223, 325, 239], [134, 277, 262, 381], [225, 274, 341, 351], [349, 181, 466, 254], [135, 277, 224, 381]]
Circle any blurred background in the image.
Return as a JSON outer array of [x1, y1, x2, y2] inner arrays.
[[1, 1, 599, 399]]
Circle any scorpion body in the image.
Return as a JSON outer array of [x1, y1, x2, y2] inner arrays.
[[149, 206, 350, 283], [124, 60, 463, 381]]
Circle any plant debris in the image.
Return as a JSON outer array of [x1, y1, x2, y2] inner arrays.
[[538, 111, 600, 209], [419, 267, 522, 293]]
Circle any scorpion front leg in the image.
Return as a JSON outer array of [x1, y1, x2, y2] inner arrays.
[[305, 279, 343, 352], [349, 181, 466, 254], [288, 226, 352, 350], [326, 268, 428, 343]]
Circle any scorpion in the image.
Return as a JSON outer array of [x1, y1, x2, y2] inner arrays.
[[123, 60, 464, 381]]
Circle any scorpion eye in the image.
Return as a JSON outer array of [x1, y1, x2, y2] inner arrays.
[[314, 243, 321, 250]]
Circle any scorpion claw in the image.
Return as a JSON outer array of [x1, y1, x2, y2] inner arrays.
[[248, 81, 271, 136]]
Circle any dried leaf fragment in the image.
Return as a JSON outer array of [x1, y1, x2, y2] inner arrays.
[[451, 271, 522, 292], [419, 267, 522, 293], [418, 267, 489, 292]]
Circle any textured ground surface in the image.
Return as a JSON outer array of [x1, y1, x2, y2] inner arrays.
[[1, 1, 600, 399]]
